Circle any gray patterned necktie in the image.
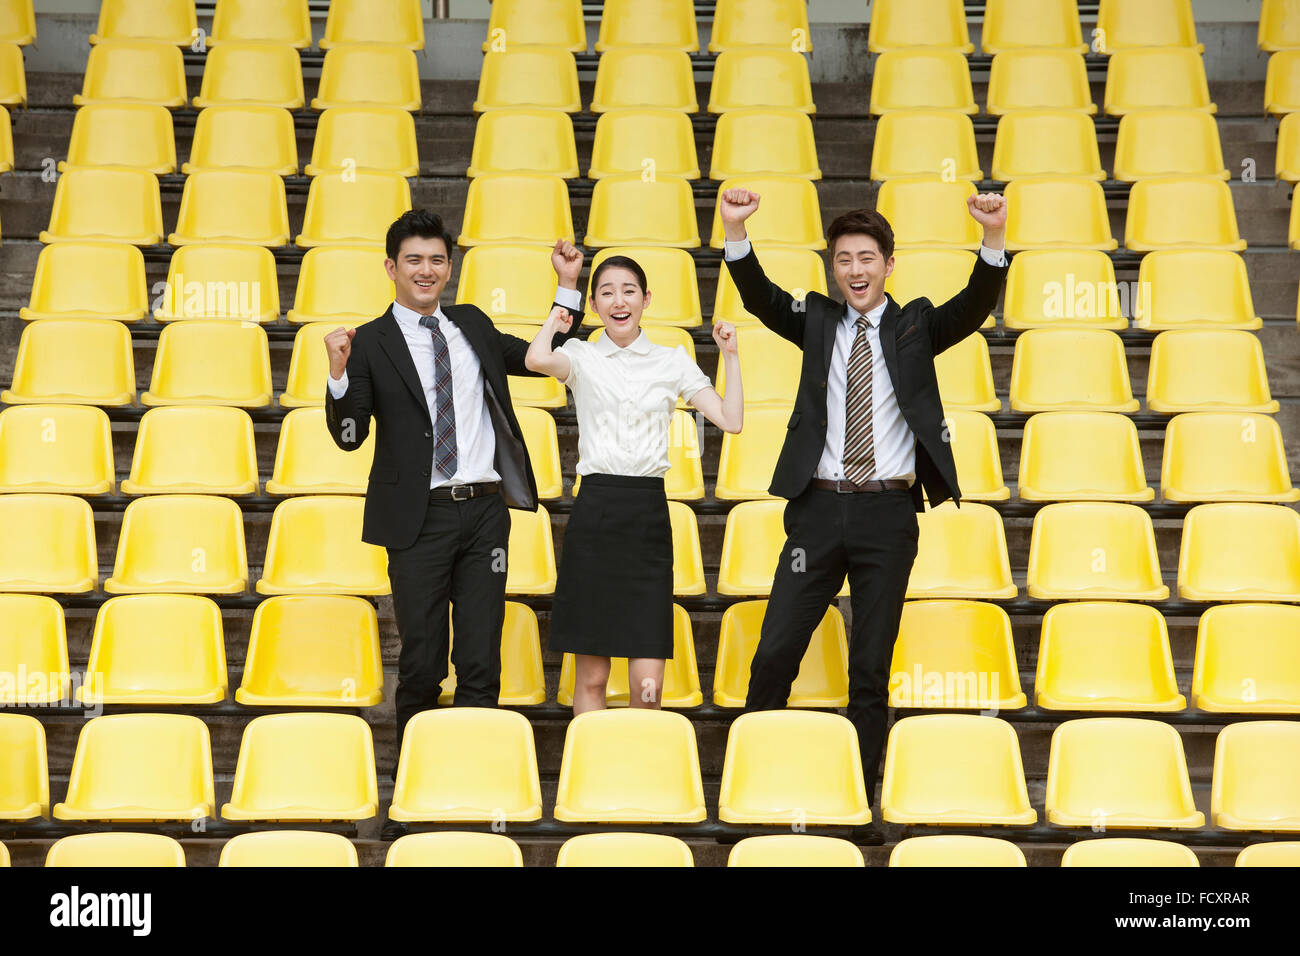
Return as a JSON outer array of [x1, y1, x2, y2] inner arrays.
[[419, 314, 458, 479], [843, 314, 876, 484]]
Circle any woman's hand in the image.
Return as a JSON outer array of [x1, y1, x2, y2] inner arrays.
[[712, 320, 738, 355], [552, 238, 584, 290], [545, 304, 574, 334]]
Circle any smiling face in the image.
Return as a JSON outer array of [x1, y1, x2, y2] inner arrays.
[[832, 232, 895, 315], [591, 264, 651, 347], [385, 234, 452, 315]]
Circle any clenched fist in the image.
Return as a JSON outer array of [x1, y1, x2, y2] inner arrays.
[[551, 238, 583, 289], [712, 320, 738, 355], [325, 326, 356, 379], [967, 192, 1008, 231], [720, 188, 761, 225], [544, 304, 573, 334]]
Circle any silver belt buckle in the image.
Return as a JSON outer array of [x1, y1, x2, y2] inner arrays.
[[451, 484, 473, 501]]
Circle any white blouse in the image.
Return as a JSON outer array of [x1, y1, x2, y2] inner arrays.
[[558, 332, 713, 477]]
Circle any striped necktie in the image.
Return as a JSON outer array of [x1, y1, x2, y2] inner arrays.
[[842, 313, 876, 485], [419, 313, 458, 479]]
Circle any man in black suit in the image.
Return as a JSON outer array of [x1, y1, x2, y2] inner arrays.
[[718, 187, 1009, 813], [324, 210, 583, 760]]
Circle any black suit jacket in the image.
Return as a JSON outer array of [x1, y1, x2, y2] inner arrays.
[[325, 299, 582, 549], [723, 246, 1009, 512]]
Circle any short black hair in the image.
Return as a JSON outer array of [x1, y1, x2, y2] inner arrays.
[[386, 209, 455, 261], [590, 255, 648, 294], [827, 208, 895, 259]]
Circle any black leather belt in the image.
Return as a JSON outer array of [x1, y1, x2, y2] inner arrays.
[[810, 478, 912, 493], [429, 482, 499, 502]]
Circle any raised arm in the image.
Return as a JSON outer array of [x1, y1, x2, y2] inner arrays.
[[926, 192, 1010, 355], [718, 187, 808, 348], [500, 238, 586, 376], [524, 305, 575, 381], [687, 321, 743, 434]]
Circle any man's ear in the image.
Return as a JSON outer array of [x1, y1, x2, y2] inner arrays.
[[383, 258, 398, 282], [883, 255, 896, 279]]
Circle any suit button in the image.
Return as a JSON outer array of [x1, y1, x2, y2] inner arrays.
[[820, 380, 826, 388], [821, 418, 827, 427], [422, 469, 430, 478], [424, 430, 432, 439]]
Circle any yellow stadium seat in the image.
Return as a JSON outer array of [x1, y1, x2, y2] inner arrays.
[[1008, 329, 1138, 412], [1104, 48, 1216, 115], [1139, 354, 1259, 430], [209, 0, 311, 47], [74, 39, 186, 108], [986, 49, 1095, 115], [475, 48, 581, 113], [512, 405, 562, 500], [709, 176, 824, 249], [1018, 411, 1153, 502], [121, 406, 259, 495], [1125, 177, 1245, 251], [557, 604, 702, 707], [1280, 113, 1300, 183], [90, 0, 196, 45], [1, 319, 136, 406], [0, 102, 10, 171], [440, 601, 546, 705], [39, 166, 163, 245], [238, 594, 383, 707], [558, 833, 694, 867], [467, 108, 577, 179], [483, 0, 584, 52], [1062, 838, 1199, 866], [0, 595, 69, 705], [458, 172, 572, 247], [1003, 177, 1116, 251], [586, 246, 703, 327], [1036, 602, 1184, 711], [1135, 249, 1259, 329], [312, 44, 420, 111], [708, 48, 816, 114], [280, 326, 371, 411], [0, 494, 97, 594], [53, 713, 214, 822], [718, 711, 870, 825], [168, 169, 291, 247], [1266, 50, 1300, 114], [154, 243, 280, 323], [868, 49, 976, 115], [497, 323, 568, 407], [1002, 249, 1127, 330], [1192, 603, 1300, 713], [387, 832, 524, 867], [1162, 412, 1299, 503], [0, 714, 47, 819], [80, 594, 225, 705], [219, 831, 357, 867], [942, 408, 1009, 500], [871, 110, 982, 181], [729, 835, 863, 867], [586, 174, 700, 248], [256, 495, 389, 595], [890, 835, 1027, 866], [595, 0, 697, 52], [714, 404, 786, 500], [0, 842, 6, 865], [932, 333, 999, 413], [222, 713, 378, 821], [717, 499, 844, 597], [0, 0, 34, 46], [192, 42, 304, 109], [662, 500, 705, 596], [1236, 842, 1300, 866], [1027, 502, 1169, 600], [589, 108, 699, 180], [882, 714, 1037, 825], [506, 505, 557, 594], [710, 0, 811, 51], [713, 599, 847, 707], [104, 495, 247, 594], [666, 408, 704, 498], [991, 111, 1104, 181], [590, 47, 696, 113], [711, 107, 819, 181], [1047, 717, 1204, 828], [1096, 0, 1202, 52], [1292, 190, 1300, 250], [1114, 110, 1227, 182], [1178, 502, 1300, 602], [320, 0, 423, 49], [287, 246, 392, 325], [1212, 722, 1300, 831], [1260, 0, 1300, 51], [875, 178, 980, 248], [65, 102, 176, 173], [389, 708, 541, 822], [457, 244, 560, 324], [183, 105, 297, 176], [907, 502, 1018, 599], [141, 320, 272, 407], [47, 833, 186, 867], [889, 600, 1027, 709], [0, 404, 115, 495], [980, 0, 1087, 53], [553, 709, 706, 822], [307, 106, 418, 177], [715, 245, 826, 325], [868, 0, 972, 52], [297, 170, 412, 248]]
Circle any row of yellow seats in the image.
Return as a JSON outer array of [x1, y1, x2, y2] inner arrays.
[[0, 42, 22, 107], [78, 40, 420, 112], [40, 166, 410, 248], [1266, 49, 1300, 114], [65, 103, 419, 177], [0, 0, 30, 46], [1262, 0, 1300, 112], [89, 0, 423, 49], [4, 707, 1298, 831]]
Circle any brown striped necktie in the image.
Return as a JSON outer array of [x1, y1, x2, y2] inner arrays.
[[843, 314, 876, 484]]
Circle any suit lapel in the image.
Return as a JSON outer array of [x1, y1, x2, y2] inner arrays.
[[822, 302, 840, 375], [879, 294, 901, 380], [375, 307, 430, 421]]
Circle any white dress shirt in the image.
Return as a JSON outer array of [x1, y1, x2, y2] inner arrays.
[[723, 237, 1007, 483], [558, 331, 712, 478]]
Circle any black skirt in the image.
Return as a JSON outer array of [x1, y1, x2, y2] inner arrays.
[[549, 473, 674, 659]]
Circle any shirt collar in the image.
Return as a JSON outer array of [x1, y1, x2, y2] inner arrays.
[[593, 329, 654, 356], [392, 300, 447, 330], [846, 296, 889, 329]]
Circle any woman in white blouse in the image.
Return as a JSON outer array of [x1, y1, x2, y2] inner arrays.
[[526, 254, 743, 713]]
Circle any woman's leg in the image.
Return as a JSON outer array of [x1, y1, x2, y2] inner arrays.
[[627, 658, 666, 709], [573, 654, 612, 714]]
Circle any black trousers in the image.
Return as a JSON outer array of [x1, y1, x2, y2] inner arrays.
[[385, 492, 509, 762], [744, 486, 920, 807]]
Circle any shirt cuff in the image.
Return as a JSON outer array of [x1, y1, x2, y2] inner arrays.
[[979, 243, 1007, 268], [327, 370, 348, 399], [553, 285, 583, 312], [723, 237, 752, 261]]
